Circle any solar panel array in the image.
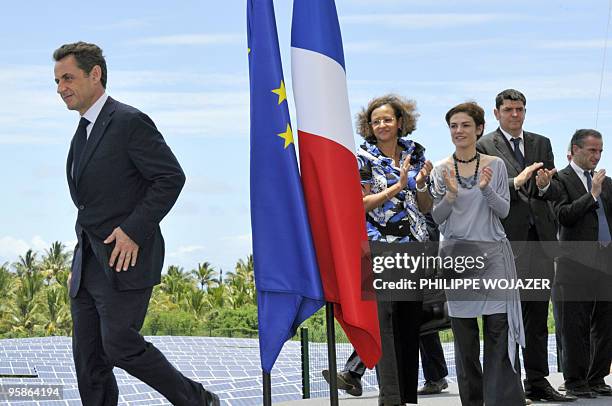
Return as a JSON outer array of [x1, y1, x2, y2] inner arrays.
[[0, 335, 559, 405]]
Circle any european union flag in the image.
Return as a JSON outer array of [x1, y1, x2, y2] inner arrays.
[[247, 0, 325, 374]]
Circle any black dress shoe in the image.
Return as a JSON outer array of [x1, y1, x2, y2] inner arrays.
[[566, 388, 597, 398], [525, 385, 577, 402], [322, 369, 363, 396], [590, 383, 612, 396], [201, 389, 221, 406]]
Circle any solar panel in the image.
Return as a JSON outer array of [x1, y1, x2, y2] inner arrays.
[[0, 335, 560, 405]]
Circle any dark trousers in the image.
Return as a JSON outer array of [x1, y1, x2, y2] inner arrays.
[[375, 301, 422, 405], [419, 332, 448, 382], [344, 332, 448, 382], [516, 226, 554, 390], [71, 245, 204, 406], [555, 284, 612, 390], [451, 314, 524, 406]]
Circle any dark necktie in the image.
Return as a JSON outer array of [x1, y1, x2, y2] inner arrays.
[[511, 137, 525, 168], [72, 117, 90, 179], [584, 170, 611, 243]]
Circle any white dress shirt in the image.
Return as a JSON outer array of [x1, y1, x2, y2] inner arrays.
[[81, 93, 109, 139]]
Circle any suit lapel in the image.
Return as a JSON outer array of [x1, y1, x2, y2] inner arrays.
[[66, 138, 78, 205], [523, 132, 535, 167], [75, 98, 116, 186], [492, 128, 523, 174], [561, 165, 587, 196]]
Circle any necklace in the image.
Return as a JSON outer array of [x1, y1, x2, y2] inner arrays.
[[452, 152, 478, 163], [453, 152, 480, 188]]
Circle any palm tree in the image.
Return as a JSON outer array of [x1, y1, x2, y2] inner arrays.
[[9, 271, 44, 334], [13, 249, 39, 277], [0, 263, 14, 332], [0, 262, 12, 295], [191, 262, 217, 291], [225, 255, 255, 308], [148, 285, 176, 313], [184, 288, 207, 316], [41, 242, 71, 285], [161, 265, 194, 304], [43, 286, 71, 336], [205, 284, 227, 309]]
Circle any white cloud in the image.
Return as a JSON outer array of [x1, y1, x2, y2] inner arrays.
[[0, 235, 50, 263], [221, 234, 252, 244], [129, 34, 243, 46], [168, 245, 207, 257], [340, 13, 525, 28]]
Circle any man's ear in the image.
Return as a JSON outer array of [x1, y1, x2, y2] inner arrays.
[[90, 65, 102, 83], [493, 108, 500, 121]]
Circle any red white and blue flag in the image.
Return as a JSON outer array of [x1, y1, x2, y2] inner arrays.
[[291, 0, 381, 368]]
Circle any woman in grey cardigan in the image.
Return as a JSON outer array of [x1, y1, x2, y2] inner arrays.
[[430, 102, 525, 405]]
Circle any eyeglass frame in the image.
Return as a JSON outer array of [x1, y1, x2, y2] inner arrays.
[[369, 116, 397, 128]]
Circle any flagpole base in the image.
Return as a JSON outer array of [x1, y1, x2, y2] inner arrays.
[[326, 302, 339, 406], [263, 370, 272, 406]]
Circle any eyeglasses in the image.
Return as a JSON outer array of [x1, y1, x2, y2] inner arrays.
[[369, 117, 396, 127]]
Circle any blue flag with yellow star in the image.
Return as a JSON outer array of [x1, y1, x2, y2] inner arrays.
[[247, 0, 325, 373]]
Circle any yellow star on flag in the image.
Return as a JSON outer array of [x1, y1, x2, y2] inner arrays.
[[271, 80, 287, 105], [278, 124, 293, 149]]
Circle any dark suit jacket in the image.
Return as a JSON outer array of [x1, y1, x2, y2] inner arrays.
[[477, 128, 560, 242], [66, 97, 185, 296], [555, 164, 612, 287]]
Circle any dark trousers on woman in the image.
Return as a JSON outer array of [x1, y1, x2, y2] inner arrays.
[[342, 331, 448, 383], [419, 332, 448, 382], [451, 314, 524, 406], [376, 301, 422, 405]]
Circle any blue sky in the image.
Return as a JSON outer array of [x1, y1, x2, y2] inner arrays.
[[1, 0, 611, 274]]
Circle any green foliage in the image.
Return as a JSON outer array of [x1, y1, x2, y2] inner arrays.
[[204, 304, 258, 337], [1, 248, 562, 344], [0, 247, 260, 339], [142, 309, 205, 336]]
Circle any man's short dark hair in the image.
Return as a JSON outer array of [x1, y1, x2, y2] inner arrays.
[[495, 89, 526, 109], [53, 42, 107, 88], [570, 129, 603, 152]]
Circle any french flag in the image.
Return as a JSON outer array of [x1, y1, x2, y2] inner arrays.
[[291, 0, 381, 368]]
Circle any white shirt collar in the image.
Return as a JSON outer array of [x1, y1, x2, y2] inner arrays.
[[570, 159, 589, 178], [82, 92, 109, 130], [500, 127, 524, 144]]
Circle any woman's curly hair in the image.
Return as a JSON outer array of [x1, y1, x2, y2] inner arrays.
[[356, 94, 419, 144]]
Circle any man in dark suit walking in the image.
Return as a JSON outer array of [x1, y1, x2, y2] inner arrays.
[[477, 89, 575, 402], [554, 129, 612, 398], [53, 42, 219, 406]]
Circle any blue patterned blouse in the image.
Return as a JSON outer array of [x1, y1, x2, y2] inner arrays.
[[357, 138, 429, 242]]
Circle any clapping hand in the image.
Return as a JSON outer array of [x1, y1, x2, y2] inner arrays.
[[399, 154, 412, 188], [591, 169, 606, 198], [535, 167, 557, 189], [443, 167, 458, 195], [416, 160, 433, 188], [515, 162, 544, 188], [479, 166, 493, 190]]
